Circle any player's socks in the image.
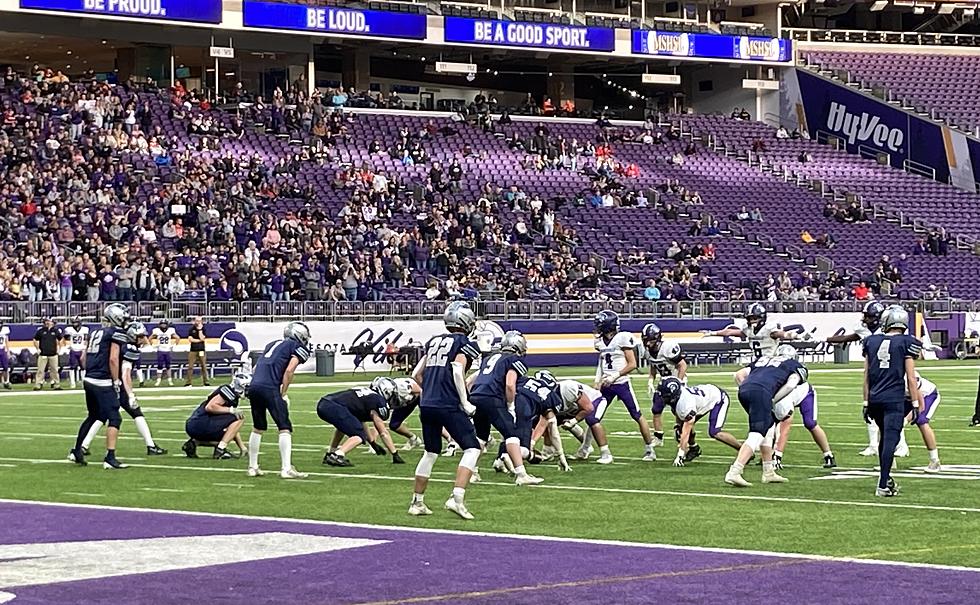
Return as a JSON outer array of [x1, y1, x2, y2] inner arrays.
[[452, 487, 465, 503], [928, 448, 940, 463], [582, 430, 594, 450], [134, 417, 155, 447], [412, 493, 424, 504], [81, 420, 104, 451], [568, 424, 585, 441], [248, 433, 262, 469], [279, 432, 293, 472], [514, 464, 527, 477], [729, 461, 745, 475], [218, 440, 228, 450]]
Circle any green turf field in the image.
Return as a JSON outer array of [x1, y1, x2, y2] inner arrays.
[[2, 361, 979, 567]]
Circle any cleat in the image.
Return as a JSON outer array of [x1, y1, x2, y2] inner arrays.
[[725, 472, 752, 487], [515, 473, 544, 486], [876, 479, 900, 497], [492, 457, 509, 474], [401, 435, 422, 451], [246, 467, 265, 477], [181, 439, 198, 458], [408, 502, 433, 516], [970, 417, 980, 427], [323, 452, 353, 467], [146, 445, 167, 456], [213, 448, 235, 460], [773, 454, 784, 470], [67, 449, 87, 466], [925, 460, 942, 474], [574, 445, 593, 460], [650, 436, 664, 448], [139, 381, 145, 388], [2, 383, 9, 390], [154, 380, 161, 387], [102, 457, 128, 470], [858, 446, 877, 457], [81, 446, 91, 456], [684, 444, 702, 463], [641, 450, 657, 462], [596, 453, 614, 465], [444, 497, 474, 520], [823, 455, 837, 469], [469, 468, 482, 484], [33, 385, 41, 391], [443, 442, 458, 457], [280, 466, 308, 479], [762, 471, 789, 484], [894, 443, 910, 457], [54, 385, 62, 391]]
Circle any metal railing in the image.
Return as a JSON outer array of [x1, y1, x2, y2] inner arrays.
[[0, 298, 971, 324]]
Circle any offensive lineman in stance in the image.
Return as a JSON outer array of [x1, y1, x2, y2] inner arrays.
[[409, 302, 483, 520], [642, 322, 687, 450]]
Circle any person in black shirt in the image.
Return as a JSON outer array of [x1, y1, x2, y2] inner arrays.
[[184, 316, 210, 387], [33, 318, 63, 390]]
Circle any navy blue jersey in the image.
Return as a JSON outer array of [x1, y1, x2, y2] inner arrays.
[[327, 388, 390, 422], [863, 333, 922, 404], [419, 333, 480, 409], [253, 339, 311, 389], [122, 343, 141, 365], [470, 353, 528, 401], [516, 376, 565, 416], [84, 326, 130, 380], [744, 357, 808, 398], [189, 385, 240, 421]]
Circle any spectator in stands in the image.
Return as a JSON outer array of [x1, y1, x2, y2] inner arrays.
[[33, 318, 62, 391], [644, 280, 662, 301], [801, 230, 816, 244], [184, 317, 209, 387], [776, 126, 790, 139], [750, 207, 764, 222], [852, 282, 871, 301]]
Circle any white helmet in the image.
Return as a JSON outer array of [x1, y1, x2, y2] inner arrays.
[[283, 321, 312, 346], [880, 305, 909, 333], [393, 377, 419, 406], [558, 380, 583, 406], [370, 376, 397, 404], [126, 321, 148, 343], [231, 370, 252, 395], [775, 344, 797, 360]]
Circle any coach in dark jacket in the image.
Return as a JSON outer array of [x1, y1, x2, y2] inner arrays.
[[33, 318, 63, 390]]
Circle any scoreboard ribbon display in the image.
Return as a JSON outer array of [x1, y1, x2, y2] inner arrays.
[[19, 0, 223, 24], [242, 1, 428, 40], [444, 16, 615, 52], [631, 30, 792, 62]]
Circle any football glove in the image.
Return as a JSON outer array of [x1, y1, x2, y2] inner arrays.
[[647, 378, 656, 397], [561, 418, 579, 431], [461, 400, 476, 416], [369, 441, 386, 455], [232, 408, 245, 420], [773, 454, 784, 470], [557, 455, 572, 472], [907, 406, 921, 426], [862, 404, 871, 424], [128, 397, 140, 410], [673, 454, 685, 467], [392, 451, 405, 464]]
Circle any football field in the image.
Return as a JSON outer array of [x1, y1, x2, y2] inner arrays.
[[2, 361, 980, 603]]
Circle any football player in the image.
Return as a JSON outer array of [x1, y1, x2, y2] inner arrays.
[[705, 303, 803, 359], [79, 322, 167, 457], [905, 371, 942, 473], [247, 321, 311, 479], [826, 301, 911, 458], [150, 320, 179, 386], [319, 377, 405, 467], [557, 379, 613, 464], [863, 305, 924, 496], [68, 303, 131, 469], [0, 321, 10, 389], [593, 311, 656, 461], [183, 371, 251, 459], [642, 322, 687, 449], [724, 350, 807, 487], [409, 302, 483, 520], [767, 345, 836, 469], [63, 316, 89, 389], [657, 377, 740, 467], [468, 330, 543, 486], [499, 370, 574, 474]]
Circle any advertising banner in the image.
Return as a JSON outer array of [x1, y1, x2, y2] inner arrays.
[[242, 1, 427, 40], [19, 0, 222, 24], [443, 16, 615, 52], [631, 30, 792, 63]]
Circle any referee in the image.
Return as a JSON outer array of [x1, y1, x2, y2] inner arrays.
[[33, 317, 63, 391]]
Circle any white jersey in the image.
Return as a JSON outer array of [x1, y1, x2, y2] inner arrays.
[[910, 372, 937, 398], [674, 384, 725, 421], [559, 380, 603, 407], [647, 341, 686, 383], [152, 327, 178, 351], [595, 332, 637, 385], [854, 324, 879, 342], [0, 326, 9, 348], [64, 326, 89, 351], [735, 318, 781, 358]]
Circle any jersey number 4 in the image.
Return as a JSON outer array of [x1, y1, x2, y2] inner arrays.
[[875, 340, 891, 369]]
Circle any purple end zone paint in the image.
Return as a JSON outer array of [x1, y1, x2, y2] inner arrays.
[[0, 502, 978, 604]]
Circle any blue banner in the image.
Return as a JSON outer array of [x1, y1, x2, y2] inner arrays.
[[242, 1, 427, 40], [19, 0, 222, 23], [631, 30, 792, 63], [794, 69, 950, 183], [444, 16, 615, 52]]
